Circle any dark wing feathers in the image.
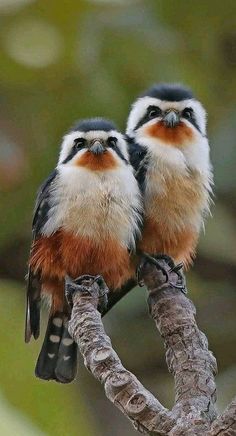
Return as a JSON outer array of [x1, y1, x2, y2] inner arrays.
[[25, 170, 58, 343], [126, 135, 149, 191], [32, 169, 58, 239], [126, 135, 147, 171], [25, 269, 41, 342]]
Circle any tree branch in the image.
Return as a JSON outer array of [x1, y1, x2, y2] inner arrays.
[[207, 397, 236, 435], [67, 260, 236, 435], [67, 276, 175, 435]]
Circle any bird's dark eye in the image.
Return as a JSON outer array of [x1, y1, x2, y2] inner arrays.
[[183, 108, 193, 119], [108, 137, 118, 147], [147, 106, 162, 119], [74, 138, 86, 149]]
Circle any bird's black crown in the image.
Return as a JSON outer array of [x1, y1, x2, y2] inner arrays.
[[70, 118, 117, 133], [141, 83, 194, 102]]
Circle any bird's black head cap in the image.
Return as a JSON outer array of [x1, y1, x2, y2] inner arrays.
[[141, 83, 194, 102], [70, 117, 117, 133]]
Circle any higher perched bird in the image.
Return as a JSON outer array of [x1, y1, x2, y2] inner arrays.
[[25, 118, 142, 383], [126, 83, 213, 268]]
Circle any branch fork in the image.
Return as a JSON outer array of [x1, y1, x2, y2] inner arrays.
[[67, 258, 236, 435]]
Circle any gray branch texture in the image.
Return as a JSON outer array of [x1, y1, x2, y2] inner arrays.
[[67, 260, 236, 435]]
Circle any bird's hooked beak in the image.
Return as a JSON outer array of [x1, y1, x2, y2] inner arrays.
[[163, 109, 180, 128], [90, 140, 105, 155]]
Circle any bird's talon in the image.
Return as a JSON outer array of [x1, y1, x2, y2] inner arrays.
[[65, 275, 78, 309], [170, 281, 187, 294], [168, 262, 187, 294], [138, 254, 187, 294], [137, 253, 170, 286], [92, 275, 109, 313], [136, 256, 148, 286], [74, 274, 97, 286], [65, 274, 96, 309], [65, 274, 109, 312], [136, 265, 145, 287], [138, 278, 145, 287], [169, 262, 184, 273], [164, 271, 169, 283]]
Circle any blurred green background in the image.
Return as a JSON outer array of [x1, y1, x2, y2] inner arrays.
[[0, 0, 236, 435]]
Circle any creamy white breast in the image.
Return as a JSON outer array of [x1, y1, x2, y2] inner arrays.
[[42, 165, 142, 250], [144, 157, 211, 234]]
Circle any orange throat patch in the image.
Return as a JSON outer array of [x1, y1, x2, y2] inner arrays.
[[145, 121, 194, 147], [76, 150, 118, 171]]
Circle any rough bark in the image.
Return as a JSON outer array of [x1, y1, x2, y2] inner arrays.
[[67, 259, 236, 435]]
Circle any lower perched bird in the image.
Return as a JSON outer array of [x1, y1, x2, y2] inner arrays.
[[25, 118, 142, 383], [126, 83, 213, 268]]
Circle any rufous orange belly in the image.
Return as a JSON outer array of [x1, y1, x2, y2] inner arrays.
[[139, 218, 198, 268], [30, 230, 134, 311]]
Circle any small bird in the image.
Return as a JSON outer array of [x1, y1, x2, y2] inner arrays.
[[25, 118, 142, 383], [126, 83, 213, 270]]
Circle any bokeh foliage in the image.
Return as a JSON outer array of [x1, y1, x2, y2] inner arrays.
[[0, 1, 235, 435]]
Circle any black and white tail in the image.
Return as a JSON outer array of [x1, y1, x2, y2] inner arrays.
[[35, 312, 78, 383]]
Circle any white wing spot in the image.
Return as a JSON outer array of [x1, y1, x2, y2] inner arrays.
[[62, 338, 73, 346], [48, 353, 55, 359], [52, 317, 63, 327], [49, 334, 60, 343], [63, 355, 71, 361]]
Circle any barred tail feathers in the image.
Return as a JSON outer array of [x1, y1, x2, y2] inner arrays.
[[35, 312, 77, 383]]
